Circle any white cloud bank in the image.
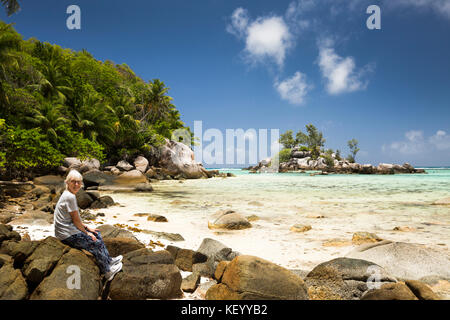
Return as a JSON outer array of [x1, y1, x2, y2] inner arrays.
[[274, 72, 312, 105], [383, 129, 450, 155]]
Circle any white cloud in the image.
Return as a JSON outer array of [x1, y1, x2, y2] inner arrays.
[[274, 71, 312, 105], [383, 129, 450, 156], [429, 130, 450, 150], [227, 8, 293, 67], [244, 16, 293, 67], [388, 0, 450, 19], [226, 7, 249, 39], [385, 130, 426, 155], [318, 40, 373, 95]]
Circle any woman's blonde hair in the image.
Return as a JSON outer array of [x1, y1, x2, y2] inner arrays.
[[65, 169, 84, 190]]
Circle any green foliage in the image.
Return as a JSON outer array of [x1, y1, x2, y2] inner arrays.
[[335, 149, 342, 161], [347, 139, 359, 163], [299, 146, 309, 152], [1, 0, 20, 16], [0, 120, 63, 175], [296, 124, 325, 159], [0, 21, 191, 175], [55, 124, 105, 162], [323, 154, 335, 168], [279, 130, 296, 149], [278, 148, 292, 163]]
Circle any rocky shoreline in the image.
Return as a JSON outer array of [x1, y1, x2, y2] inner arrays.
[[244, 147, 426, 174], [1, 176, 450, 300], [1, 141, 449, 300], [1, 220, 449, 300]]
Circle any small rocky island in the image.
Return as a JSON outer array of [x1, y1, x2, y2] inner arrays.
[[244, 147, 426, 175]]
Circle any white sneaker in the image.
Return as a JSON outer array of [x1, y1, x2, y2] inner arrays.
[[105, 262, 122, 281], [111, 255, 123, 265]]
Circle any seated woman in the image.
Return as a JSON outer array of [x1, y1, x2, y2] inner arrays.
[[54, 169, 122, 281]]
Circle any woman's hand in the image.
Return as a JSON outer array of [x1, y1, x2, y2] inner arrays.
[[87, 232, 97, 242], [85, 226, 99, 233]]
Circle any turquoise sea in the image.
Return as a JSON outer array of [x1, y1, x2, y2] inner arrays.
[[102, 168, 450, 270]]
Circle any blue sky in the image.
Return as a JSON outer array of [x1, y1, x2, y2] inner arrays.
[[2, 0, 450, 167]]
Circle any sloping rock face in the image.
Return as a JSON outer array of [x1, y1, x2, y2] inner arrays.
[[108, 248, 182, 300], [0, 263, 28, 299], [0, 230, 102, 300], [159, 139, 208, 179], [194, 238, 241, 278], [206, 255, 309, 300], [345, 241, 450, 281], [304, 257, 397, 300], [30, 248, 102, 300]]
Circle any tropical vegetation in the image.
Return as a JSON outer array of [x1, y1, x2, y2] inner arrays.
[[278, 124, 358, 164], [0, 21, 190, 178]]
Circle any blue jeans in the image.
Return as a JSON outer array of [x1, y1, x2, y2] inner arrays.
[[62, 231, 112, 274]]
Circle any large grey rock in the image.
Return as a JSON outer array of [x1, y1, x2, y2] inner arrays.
[[33, 175, 64, 187], [116, 160, 134, 171], [159, 139, 207, 179], [115, 170, 147, 184], [134, 156, 149, 173], [305, 257, 396, 300], [96, 224, 136, 240], [8, 210, 53, 226], [206, 255, 308, 300], [109, 249, 182, 299], [75, 189, 94, 209], [346, 241, 450, 281], [82, 169, 115, 188], [196, 238, 241, 277], [30, 248, 102, 300], [0, 263, 28, 299], [22, 237, 70, 285], [208, 211, 251, 230]]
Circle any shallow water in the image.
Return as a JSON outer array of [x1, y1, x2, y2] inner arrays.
[[100, 169, 450, 270]]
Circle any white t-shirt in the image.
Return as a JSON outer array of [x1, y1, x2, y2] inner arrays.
[[53, 190, 82, 240]]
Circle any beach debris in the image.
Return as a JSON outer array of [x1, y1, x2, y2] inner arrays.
[[322, 239, 352, 247], [290, 224, 312, 233], [306, 214, 326, 219], [246, 214, 259, 222], [432, 197, 450, 205], [248, 200, 263, 207], [146, 214, 168, 222], [393, 226, 416, 232], [351, 232, 383, 245]]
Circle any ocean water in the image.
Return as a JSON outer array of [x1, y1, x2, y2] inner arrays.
[[101, 168, 450, 270]]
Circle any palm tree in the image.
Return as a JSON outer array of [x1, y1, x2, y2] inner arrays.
[[0, 22, 21, 106], [138, 79, 173, 125], [71, 93, 116, 146], [23, 102, 70, 145], [28, 58, 73, 103], [1, 0, 20, 16]]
